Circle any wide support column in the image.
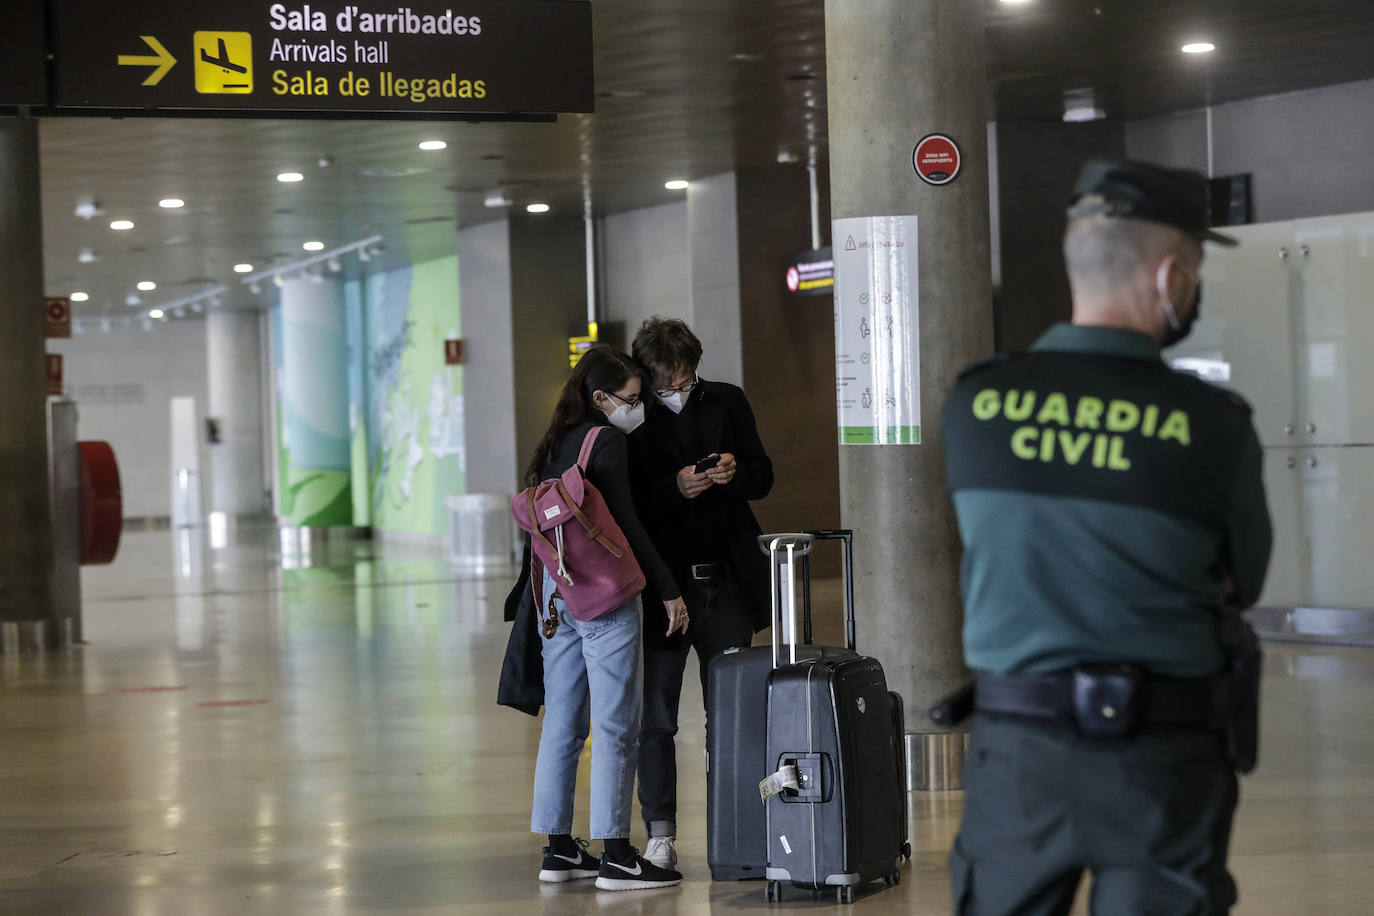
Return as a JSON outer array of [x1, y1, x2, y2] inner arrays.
[[825, 0, 994, 788], [279, 277, 352, 529], [207, 309, 266, 519], [0, 117, 55, 644]]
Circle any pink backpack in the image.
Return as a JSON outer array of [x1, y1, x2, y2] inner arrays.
[[511, 426, 646, 624]]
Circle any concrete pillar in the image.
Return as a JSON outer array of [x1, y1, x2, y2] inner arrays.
[[459, 213, 588, 494], [825, 0, 994, 788], [688, 173, 744, 386], [509, 214, 590, 479], [206, 310, 266, 517], [458, 218, 518, 495], [279, 277, 352, 527], [0, 117, 54, 631]]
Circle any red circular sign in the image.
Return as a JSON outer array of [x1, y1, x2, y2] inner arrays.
[[913, 134, 961, 186], [785, 266, 800, 292]]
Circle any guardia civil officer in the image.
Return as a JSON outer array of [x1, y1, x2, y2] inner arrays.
[[940, 160, 1272, 915]]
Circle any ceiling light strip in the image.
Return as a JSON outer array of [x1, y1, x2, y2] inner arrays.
[[140, 284, 229, 317], [236, 234, 383, 285]]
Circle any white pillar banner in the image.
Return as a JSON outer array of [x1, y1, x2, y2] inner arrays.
[[833, 214, 921, 445]]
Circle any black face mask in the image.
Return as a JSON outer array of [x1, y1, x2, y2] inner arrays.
[[1161, 279, 1202, 349]]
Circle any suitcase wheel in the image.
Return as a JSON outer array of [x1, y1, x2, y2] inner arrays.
[[765, 880, 783, 903], [901, 841, 912, 863], [837, 885, 855, 905], [884, 869, 902, 887]]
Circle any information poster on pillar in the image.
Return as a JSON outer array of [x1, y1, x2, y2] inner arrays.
[[833, 215, 920, 445]]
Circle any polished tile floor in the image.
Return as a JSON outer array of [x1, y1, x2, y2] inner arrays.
[[2, 526, 1371, 914]]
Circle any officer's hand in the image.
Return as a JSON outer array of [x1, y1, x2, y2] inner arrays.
[[664, 598, 689, 636], [706, 452, 737, 486], [677, 466, 713, 499]]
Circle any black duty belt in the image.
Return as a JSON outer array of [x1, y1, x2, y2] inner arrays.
[[975, 666, 1221, 738]]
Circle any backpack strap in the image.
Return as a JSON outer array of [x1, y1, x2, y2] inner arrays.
[[553, 478, 625, 559], [527, 488, 572, 586], [576, 425, 603, 472]]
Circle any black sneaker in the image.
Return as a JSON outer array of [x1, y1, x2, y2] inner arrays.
[[595, 847, 683, 891], [538, 838, 600, 883]]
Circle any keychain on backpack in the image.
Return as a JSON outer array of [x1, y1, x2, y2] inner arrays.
[[541, 593, 561, 639]]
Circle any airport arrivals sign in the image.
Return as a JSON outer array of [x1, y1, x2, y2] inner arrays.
[[49, 0, 594, 118]]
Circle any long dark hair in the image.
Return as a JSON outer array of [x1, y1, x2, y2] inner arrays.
[[525, 345, 642, 486]]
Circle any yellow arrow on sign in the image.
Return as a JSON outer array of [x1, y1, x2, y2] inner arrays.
[[117, 36, 177, 86]]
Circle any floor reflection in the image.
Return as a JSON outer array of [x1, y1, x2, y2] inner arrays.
[[0, 525, 1369, 914]]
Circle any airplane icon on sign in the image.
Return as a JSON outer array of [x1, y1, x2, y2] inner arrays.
[[201, 37, 247, 75], [194, 31, 254, 94]]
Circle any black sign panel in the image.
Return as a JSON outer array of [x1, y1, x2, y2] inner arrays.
[[784, 247, 834, 298], [50, 0, 593, 118], [1, 1, 48, 107]]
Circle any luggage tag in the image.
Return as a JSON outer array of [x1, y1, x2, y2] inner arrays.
[[759, 764, 800, 803]]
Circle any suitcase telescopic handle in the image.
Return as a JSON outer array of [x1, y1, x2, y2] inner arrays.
[[761, 533, 814, 669], [804, 529, 857, 653]]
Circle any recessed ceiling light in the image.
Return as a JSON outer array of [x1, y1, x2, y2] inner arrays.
[[1182, 42, 1216, 54], [234, 263, 254, 273], [527, 203, 551, 214], [277, 172, 305, 183], [110, 219, 135, 231], [665, 179, 690, 191], [70, 292, 90, 302], [148, 309, 165, 320], [159, 198, 185, 209], [137, 281, 157, 291], [419, 140, 448, 151], [999, 0, 1033, 4], [303, 240, 325, 251]]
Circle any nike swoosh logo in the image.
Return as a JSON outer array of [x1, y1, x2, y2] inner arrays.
[[607, 861, 643, 876], [552, 853, 586, 865]]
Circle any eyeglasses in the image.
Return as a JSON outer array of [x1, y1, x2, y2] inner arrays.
[[655, 372, 698, 398], [606, 390, 641, 408]]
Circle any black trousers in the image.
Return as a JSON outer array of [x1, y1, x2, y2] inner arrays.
[[951, 714, 1239, 916], [637, 566, 754, 834]]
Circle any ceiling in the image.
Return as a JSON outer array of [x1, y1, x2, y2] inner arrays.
[[39, 0, 1374, 321]]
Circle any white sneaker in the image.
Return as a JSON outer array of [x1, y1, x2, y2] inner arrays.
[[644, 835, 677, 869]]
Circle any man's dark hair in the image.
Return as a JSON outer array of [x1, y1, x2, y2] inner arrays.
[[632, 318, 703, 385]]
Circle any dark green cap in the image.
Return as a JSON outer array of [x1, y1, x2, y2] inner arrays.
[[1067, 159, 1238, 247]]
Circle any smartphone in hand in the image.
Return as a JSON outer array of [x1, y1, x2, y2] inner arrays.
[[694, 454, 721, 474]]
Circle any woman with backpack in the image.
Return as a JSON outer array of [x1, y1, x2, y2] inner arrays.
[[504, 345, 688, 891]]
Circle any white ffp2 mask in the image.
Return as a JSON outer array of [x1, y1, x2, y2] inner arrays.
[[606, 401, 646, 433]]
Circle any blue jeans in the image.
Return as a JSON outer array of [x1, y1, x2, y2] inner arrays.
[[531, 570, 644, 840]]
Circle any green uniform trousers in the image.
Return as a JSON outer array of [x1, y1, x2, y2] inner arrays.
[[950, 714, 1239, 915]]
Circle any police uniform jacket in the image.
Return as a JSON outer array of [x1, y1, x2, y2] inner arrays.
[[942, 323, 1273, 678]]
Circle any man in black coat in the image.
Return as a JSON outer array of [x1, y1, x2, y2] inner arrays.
[[628, 318, 774, 870]]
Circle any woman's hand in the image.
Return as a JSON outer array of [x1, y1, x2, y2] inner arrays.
[[664, 597, 690, 636]]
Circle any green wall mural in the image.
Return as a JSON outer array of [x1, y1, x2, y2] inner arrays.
[[364, 256, 465, 535], [272, 256, 465, 536]]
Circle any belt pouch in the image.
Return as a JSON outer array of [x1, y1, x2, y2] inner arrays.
[[1072, 664, 1144, 738]]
